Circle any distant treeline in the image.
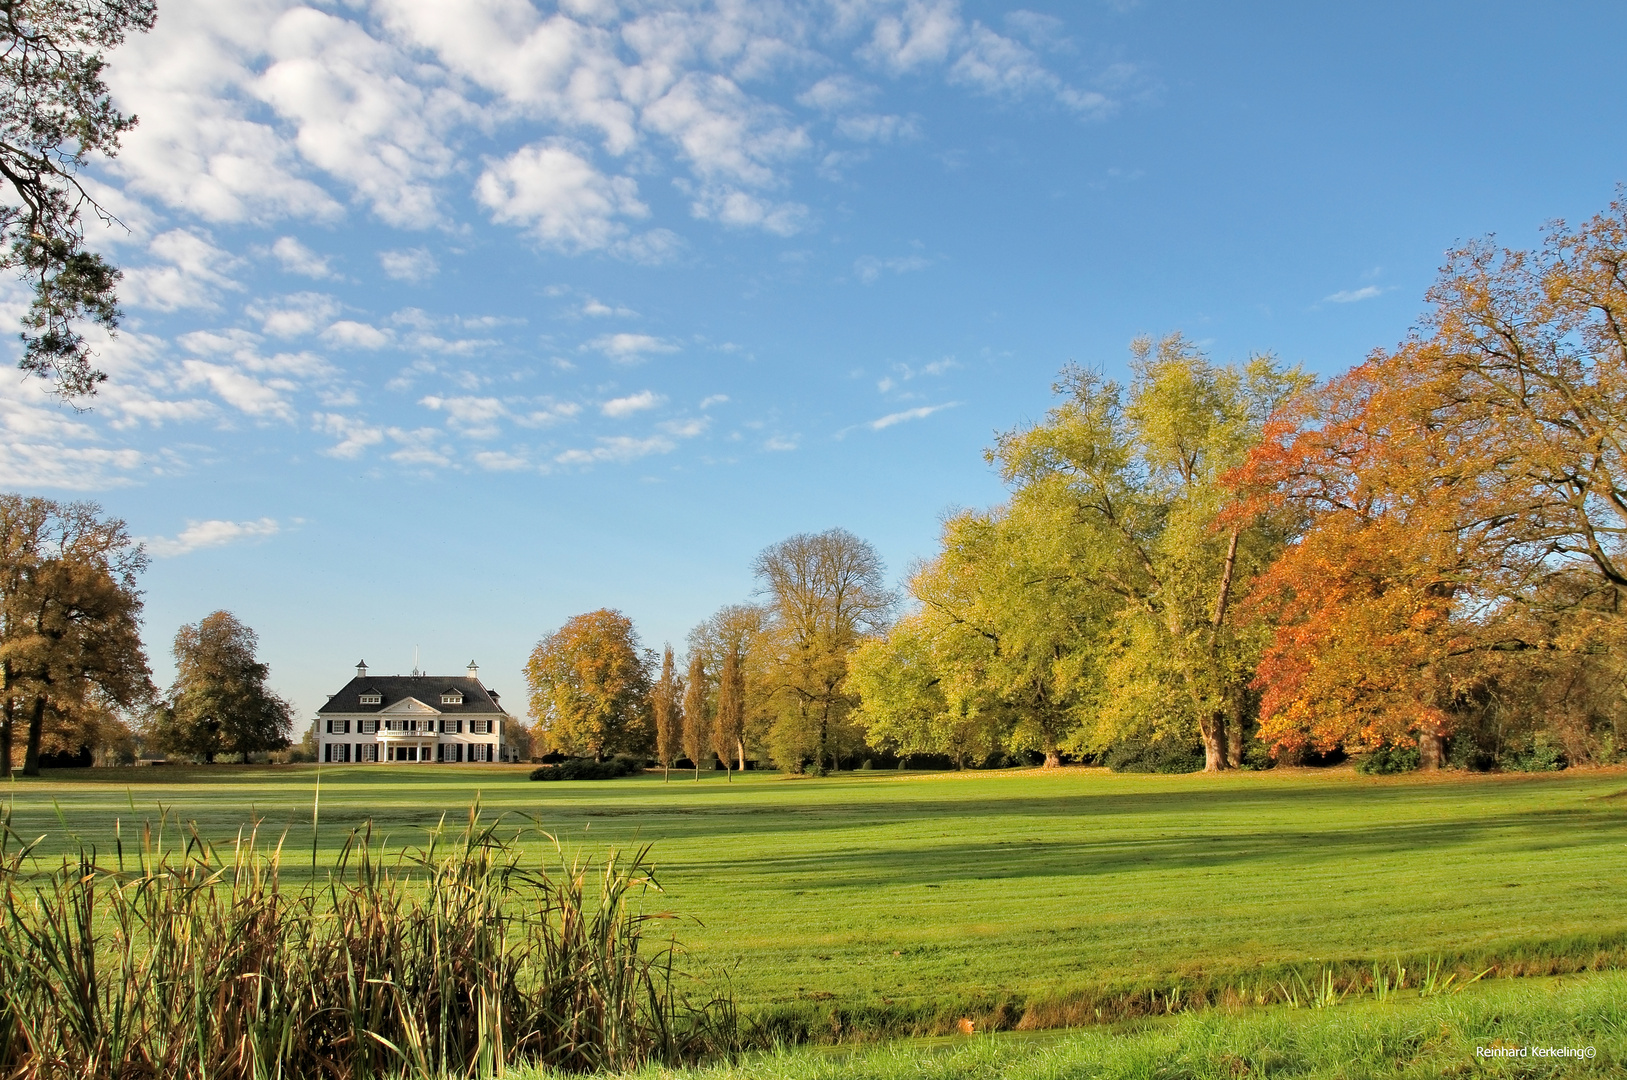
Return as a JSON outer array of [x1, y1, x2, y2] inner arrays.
[[528, 197, 1627, 776]]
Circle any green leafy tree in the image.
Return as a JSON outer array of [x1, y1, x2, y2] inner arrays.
[[153, 610, 292, 761], [681, 652, 709, 779], [687, 603, 771, 764], [0, 494, 152, 775], [652, 644, 679, 779], [1, 0, 157, 397], [525, 609, 652, 760], [713, 645, 745, 778], [860, 499, 1105, 768], [753, 528, 894, 774], [993, 337, 1305, 769]]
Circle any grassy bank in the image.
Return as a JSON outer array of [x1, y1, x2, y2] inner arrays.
[[560, 972, 1627, 1079], [4, 764, 1625, 1039]]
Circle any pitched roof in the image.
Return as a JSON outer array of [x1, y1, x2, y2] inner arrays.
[[319, 674, 505, 715]]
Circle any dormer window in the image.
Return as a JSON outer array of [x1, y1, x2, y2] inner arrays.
[[440, 689, 463, 705], [359, 689, 382, 705]]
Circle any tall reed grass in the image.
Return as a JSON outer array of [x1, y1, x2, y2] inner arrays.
[[0, 805, 737, 1079]]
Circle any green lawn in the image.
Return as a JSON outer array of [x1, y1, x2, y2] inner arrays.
[[565, 973, 1627, 1079], [4, 763, 1625, 1031]]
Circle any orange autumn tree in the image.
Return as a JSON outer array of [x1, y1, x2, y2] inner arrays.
[[1237, 195, 1627, 763]]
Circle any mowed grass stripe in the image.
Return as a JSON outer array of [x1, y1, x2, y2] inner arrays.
[[4, 765, 1625, 1016]]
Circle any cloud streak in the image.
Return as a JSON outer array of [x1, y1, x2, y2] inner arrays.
[[143, 517, 281, 557]]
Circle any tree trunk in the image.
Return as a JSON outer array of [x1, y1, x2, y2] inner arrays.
[[0, 662, 12, 778], [1199, 712, 1227, 772], [1042, 730, 1060, 768], [1418, 730, 1445, 771], [814, 711, 829, 777], [736, 738, 745, 774], [22, 695, 45, 777], [0, 698, 12, 778], [1226, 709, 1244, 769]]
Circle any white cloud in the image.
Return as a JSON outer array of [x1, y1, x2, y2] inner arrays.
[[143, 517, 280, 558], [103, 0, 343, 223], [869, 402, 958, 429], [836, 113, 918, 142], [100, 0, 1101, 259], [584, 333, 680, 363], [476, 140, 649, 252], [517, 400, 582, 426], [880, 357, 958, 391], [123, 229, 242, 311], [642, 71, 811, 189], [314, 411, 385, 457], [169, 330, 337, 421], [1005, 10, 1069, 50], [250, 291, 341, 338], [270, 235, 335, 278], [687, 185, 810, 235], [581, 297, 637, 317], [952, 23, 1112, 117], [322, 320, 393, 349], [763, 434, 798, 451], [473, 449, 531, 471], [420, 394, 507, 438], [602, 390, 665, 417], [863, 0, 963, 73], [179, 360, 297, 421], [256, 6, 471, 226], [797, 75, 875, 112], [379, 247, 437, 282], [855, 254, 932, 283], [386, 426, 452, 467], [554, 434, 676, 465], [700, 394, 729, 408], [1324, 285, 1384, 303], [659, 416, 708, 437], [0, 377, 150, 489]]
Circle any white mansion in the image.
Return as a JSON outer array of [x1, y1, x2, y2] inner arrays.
[[316, 661, 514, 764]]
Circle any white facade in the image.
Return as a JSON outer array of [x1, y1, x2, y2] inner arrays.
[[315, 661, 515, 764]]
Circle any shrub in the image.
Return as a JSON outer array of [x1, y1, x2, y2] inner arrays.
[[1103, 737, 1205, 774], [0, 806, 736, 1078], [530, 755, 643, 781], [1355, 744, 1421, 774], [1501, 737, 1568, 772]]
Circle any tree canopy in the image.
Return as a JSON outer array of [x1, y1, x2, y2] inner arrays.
[[148, 610, 292, 761], [752, 528, 894, 773], [1, 0, 156, 397], [525, 609, 652, 760], [1236, 196, 1627, 764], [0, 494, 151, 775]]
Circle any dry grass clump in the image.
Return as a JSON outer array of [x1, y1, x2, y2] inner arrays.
[[0, 805, 736, 1078]]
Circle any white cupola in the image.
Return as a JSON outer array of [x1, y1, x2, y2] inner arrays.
[[357, 660, 368, 677], [467, 660, 479, 678]]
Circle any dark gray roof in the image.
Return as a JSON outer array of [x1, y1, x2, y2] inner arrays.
[[319, 674, 505, 715]]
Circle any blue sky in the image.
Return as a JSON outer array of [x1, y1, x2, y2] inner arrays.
[[5, 0, 1625, 723]]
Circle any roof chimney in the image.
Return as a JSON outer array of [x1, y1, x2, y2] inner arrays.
[[467, 660, 479, 678], [357, 660, 368, 677]]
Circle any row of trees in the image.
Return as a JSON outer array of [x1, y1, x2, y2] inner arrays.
[[525, 528, 894, 776], [0, 495, 292, 772], [528, 197, 1627, 774]]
